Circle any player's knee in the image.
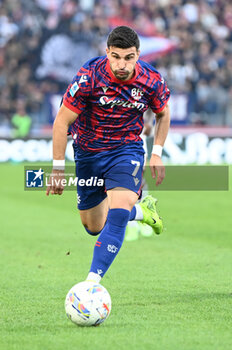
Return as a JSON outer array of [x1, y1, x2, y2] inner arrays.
[[80, 215, 102, 231], [82, 219, 105, 235], [108, 189, 138, 211], [127, 196, 138, 210]]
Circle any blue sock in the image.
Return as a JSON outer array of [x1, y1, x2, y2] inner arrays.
[[89, 208, 130, 277], [129, 206, 136, 221]]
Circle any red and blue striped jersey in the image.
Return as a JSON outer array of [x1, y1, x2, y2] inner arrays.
[[63, 56, 170, 152]]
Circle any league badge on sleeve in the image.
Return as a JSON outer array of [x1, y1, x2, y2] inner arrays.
[[26, 168, 44, 188], [69, 82, 79, 97]]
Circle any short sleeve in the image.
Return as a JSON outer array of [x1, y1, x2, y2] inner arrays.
[[63, 67, 92, 114], [150, 74, 170, 114]]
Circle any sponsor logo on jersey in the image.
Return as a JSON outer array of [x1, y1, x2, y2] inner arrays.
[[99, 96, 144, 111]]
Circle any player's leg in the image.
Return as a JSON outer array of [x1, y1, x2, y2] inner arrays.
[[79, 197, 108, 234], [87, 188, 138, 282], [107, 187, 138, 209], [127, 155, 163, 235], [85, 147, 161, 282], [86, 149, 145, 282], [125, 132, 162, 240], [74, 148, 109, 236]]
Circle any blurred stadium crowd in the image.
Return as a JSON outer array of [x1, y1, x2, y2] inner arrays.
[[0, 0, 232, 137]]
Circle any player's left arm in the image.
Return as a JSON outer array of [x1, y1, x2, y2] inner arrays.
[[150, 104, 170, 186]]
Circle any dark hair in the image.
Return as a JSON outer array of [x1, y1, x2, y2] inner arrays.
[[107, 26, 140, 50]]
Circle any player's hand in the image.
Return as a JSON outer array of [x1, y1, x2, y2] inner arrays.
[[149, 154, 165, 186], [46, 169, 65, 196]]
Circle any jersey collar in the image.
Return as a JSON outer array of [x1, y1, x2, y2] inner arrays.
[[106, 59, 138, 85]]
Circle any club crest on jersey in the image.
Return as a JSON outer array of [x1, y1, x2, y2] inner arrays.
[[131, 88, 144, 101]]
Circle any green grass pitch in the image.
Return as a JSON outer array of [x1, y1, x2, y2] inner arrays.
[[0, 163, 232, 350]]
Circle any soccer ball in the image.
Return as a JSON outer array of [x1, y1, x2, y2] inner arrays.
[[64, 281, 111, 326]]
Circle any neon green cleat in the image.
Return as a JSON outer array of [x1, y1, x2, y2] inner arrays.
[[139, 195, 163, 234]]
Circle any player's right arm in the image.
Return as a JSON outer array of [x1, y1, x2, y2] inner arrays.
[[46, 104, 78, 196]]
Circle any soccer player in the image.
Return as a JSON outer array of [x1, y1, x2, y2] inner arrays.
[[46, 26, 170, 283]]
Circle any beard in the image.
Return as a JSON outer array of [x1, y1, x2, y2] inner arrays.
[[113, 69, 131, 81]]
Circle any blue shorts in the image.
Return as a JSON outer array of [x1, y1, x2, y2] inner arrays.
[[73, 142, 145, 210]]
